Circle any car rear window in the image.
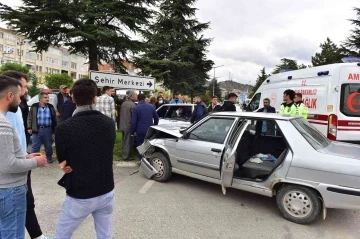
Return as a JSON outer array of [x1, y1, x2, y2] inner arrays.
[[291, 118, 330, 150], [164, 106, 193, 119], [340, 84, 360, 117]]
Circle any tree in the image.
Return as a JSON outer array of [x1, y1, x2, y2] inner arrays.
[[272, 58, 302, 74], [342, 8, 360, 56], [311, 38, 343, 66], [0, 62, 29, 74], [208, 79, 222, 101], [44, 74, 73, 89], [0, 0, 155, 71], [134, 0, 214, 95], [28, 72, 41, 97], [248, 67, 269, 98]]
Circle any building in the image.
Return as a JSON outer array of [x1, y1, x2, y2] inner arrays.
[[0, 27, 89, 85]]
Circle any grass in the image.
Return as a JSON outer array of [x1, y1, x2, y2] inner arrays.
[[40, 131, 138, 162], [113, 131, 138, 161]]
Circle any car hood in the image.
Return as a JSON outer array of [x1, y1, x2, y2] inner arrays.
[[159, 118, 191, 125], [150, 124, 188, 138], [321, 141, 360, 160]]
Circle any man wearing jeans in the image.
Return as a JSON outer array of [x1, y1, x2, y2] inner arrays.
[[54, 79, 115, 238], [0, 75, 47, 239], [27, 92, 57, 163]]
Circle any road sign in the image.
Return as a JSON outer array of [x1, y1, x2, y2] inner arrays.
[[89, 71, 156, 91]]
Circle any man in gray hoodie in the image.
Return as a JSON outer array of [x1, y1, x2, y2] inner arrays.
[[0, 75, 47, 239]]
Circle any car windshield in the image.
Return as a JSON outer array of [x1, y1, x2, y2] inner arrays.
[[291, 118, 330, 150], [160, 105, 193, 121]]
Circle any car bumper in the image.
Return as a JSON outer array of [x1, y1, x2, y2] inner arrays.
[[317, 183, 360, 209], [140, 158, 158, 179]]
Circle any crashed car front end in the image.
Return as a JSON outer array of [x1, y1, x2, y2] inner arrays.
[[137, 125, 185, 178]]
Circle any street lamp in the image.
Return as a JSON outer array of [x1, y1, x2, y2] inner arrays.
[[212, 65, 224, 96], [17, 40, 26, 64]]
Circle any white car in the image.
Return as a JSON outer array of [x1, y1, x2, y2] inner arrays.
[[156, 103, 195, 126]]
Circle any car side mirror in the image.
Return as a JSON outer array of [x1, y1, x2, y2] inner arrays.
[[182, 131, 190, 139]]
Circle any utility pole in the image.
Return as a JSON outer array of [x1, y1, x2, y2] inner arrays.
[[212, 65, 224, 96], [17, 39, 26, 64]]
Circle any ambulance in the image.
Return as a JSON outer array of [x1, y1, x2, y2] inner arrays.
[[246, 62, 360, 142]]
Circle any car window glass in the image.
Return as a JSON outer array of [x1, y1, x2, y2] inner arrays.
[[340, 83, 360, 117], [247, 93, 261, 111], [245, 119, 281, 136], [291, 118, 330, 150], [189, 118, 235, 144], [228, 119, 247, 147], [164, 106, 193, 120]]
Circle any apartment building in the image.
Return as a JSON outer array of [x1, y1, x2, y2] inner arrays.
[[0, 27, 89, 84]]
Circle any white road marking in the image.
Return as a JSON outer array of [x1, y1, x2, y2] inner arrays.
[[138, 180, 155, 194]]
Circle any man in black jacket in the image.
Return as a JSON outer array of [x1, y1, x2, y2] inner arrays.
[[208, 95, 221, 112], [54, 85, 70, 123], [54, 79, 115, 238], [255, 98, 276, 135], [220, 93, 238, 112], [62, 90, 76, 121], [27, 92, 57, 163]]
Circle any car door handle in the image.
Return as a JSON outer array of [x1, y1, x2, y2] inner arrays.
[[211, 148, 222, 153]]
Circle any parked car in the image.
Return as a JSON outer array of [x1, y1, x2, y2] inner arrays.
[[138, 112, 360, 224], [156, 103, 195, 126]]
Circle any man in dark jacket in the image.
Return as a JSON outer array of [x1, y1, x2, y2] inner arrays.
[[27, 92, 57, 163], [62, 90, 76, 121], [208, 95, 221, 113], [255, 98, 276, 135], [220, 93, 238, 112], [54, 85, 70, 123], [191, 94, 208, 124], [54, 79, 115, 238], [131, 93, 159, 159]]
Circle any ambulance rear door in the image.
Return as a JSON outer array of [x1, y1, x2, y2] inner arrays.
[[336, 66, 360, 142]]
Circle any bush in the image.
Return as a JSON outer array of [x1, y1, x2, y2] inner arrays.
[[28, 72, 41, 97], [44, 73, 74, 89], [0, 62, 30, 74]]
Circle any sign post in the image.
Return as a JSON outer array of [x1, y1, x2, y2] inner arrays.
[[89, 71, 156, 91]]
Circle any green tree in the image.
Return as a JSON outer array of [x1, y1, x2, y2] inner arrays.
[[134, 0, 214, 95], [0, 62, 29, 74], [272, 58, 302, 74], [208, 79, 222, 101], [342, 8, 360, 56], [311, 38, 343, 66], [0, 0, 155, 71], [27, 72, 41, 97], [248, 67, 269, 98], [44, 74, 73, 89]]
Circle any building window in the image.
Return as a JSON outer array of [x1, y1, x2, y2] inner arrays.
[[62, 50, 69, 57], [0, 32, 3, 38], [36, 65, 42, 72], [71, 62, 77, 69], [62, 60, 68, 67], [5, 34, 16, 41], [3, 46, 14, 54], [0, 44, 3, 52], [37, 54, 42, 61]]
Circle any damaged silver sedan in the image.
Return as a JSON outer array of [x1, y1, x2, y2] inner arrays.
[[137, 112, 360, 224]]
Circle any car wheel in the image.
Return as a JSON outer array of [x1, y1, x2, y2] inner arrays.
[[276, 184, 322, 224], [149, 152, 172, 182]]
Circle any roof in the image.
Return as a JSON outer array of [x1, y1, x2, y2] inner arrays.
[[264, 62, 360, 83], [210, 112, 301, 121]]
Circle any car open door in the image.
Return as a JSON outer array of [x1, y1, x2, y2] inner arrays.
[[221, 120, 249, 195]]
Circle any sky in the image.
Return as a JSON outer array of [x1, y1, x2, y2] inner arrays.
[[1, 0, 359, 85]]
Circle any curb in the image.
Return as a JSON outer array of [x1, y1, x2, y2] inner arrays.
[[115, 161, 140, 168]]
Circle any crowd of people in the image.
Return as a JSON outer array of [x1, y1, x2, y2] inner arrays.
[[0, 68, 309, 239]]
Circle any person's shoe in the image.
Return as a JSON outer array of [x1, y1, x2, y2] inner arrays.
[[123, 157, 135, 161], [47, 159, 54, 164]]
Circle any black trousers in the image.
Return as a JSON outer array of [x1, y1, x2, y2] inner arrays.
[[26, 171, 43, 238]]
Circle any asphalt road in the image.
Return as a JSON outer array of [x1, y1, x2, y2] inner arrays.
[[28, 164, 360, 239]]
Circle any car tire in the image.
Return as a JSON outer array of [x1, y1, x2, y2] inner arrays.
[[149, 152, 172, 182], [276, 184, 322, 224]]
